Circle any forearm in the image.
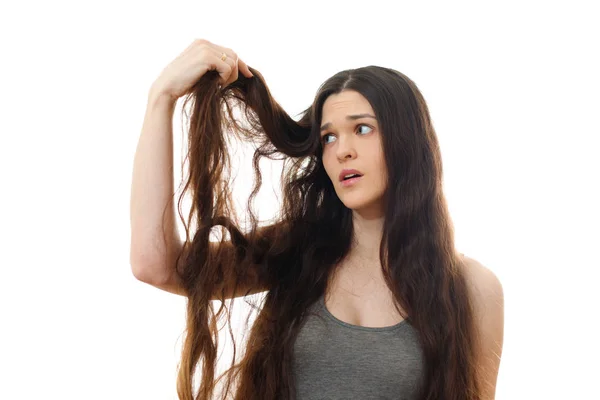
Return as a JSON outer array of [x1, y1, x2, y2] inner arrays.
[[129, 88, 181, 280]]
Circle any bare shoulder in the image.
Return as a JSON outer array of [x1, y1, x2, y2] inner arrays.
[[459, 254, 504, 326], [459, 254, 504, 399], [460, 254, 504, 300]]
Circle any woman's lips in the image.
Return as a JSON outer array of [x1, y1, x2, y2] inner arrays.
[[340, 175, 362, 187]]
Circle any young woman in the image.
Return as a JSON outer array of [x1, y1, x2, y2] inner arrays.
[[130, 38, 504, 400]]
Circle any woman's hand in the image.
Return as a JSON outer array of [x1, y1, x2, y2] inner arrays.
[[151, 38, 253, 102]]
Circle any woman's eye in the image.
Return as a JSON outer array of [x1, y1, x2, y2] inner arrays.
[[357, 124, 372, 135], [322, 124, 372, 144]]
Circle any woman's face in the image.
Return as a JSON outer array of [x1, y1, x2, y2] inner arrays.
[[320, 90, 387, 217]]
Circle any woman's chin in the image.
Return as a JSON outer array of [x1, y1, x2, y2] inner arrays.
[[339, 195, 384, 217], [339, 196, 370, 211]]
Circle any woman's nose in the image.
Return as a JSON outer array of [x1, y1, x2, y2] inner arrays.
[[336, 137, 357, 160]]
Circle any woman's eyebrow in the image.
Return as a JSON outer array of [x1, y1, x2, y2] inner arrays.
[[320, 114, 376, 132]]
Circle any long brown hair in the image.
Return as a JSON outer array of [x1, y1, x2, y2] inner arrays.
[[169, 65, 482, 399]]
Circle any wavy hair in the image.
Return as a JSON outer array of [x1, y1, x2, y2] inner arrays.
[[168, 65, 483, 399]]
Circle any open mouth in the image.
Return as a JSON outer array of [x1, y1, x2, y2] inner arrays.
[[340, 175, 362, 186], [342, 173, 362, 181]]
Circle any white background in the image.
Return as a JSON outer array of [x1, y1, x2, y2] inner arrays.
[[1, 1, 598, 399]]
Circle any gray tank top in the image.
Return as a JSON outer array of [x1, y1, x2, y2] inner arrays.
[[292, 294, 425, 400]]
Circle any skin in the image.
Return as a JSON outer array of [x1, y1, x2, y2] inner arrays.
[[320, 90, 388, 266]]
